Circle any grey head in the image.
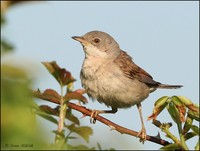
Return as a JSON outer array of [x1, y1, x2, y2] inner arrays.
[[72, 31, 121, 59]]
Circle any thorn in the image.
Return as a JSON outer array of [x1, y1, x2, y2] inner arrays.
[[155, 132, 161, 139], [76, 101, 81, 106], [80, 114, 87, 119], [108, 125, 116, 131]]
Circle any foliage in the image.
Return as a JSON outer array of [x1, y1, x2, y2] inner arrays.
[[148, 96, 200, 150], [32, 61, 113, 150], [1, 65, 48, 150]]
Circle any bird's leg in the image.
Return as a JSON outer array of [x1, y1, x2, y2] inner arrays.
[[90, 107, 118, 124], [136, 103, 146, 143]]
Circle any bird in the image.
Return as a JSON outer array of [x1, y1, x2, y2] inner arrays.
[[71, 30, 182, 142]]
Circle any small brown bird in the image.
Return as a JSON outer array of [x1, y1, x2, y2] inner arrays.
[[72, 31, 182, 142]]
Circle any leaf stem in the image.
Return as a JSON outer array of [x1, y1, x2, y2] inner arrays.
[[162, 126, 180, 144], [177, 123, 189, 150]]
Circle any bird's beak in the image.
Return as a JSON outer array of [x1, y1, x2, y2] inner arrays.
[[71, 36, 87, 44]]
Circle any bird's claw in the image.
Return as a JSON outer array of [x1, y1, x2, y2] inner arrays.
[[137, 128, 146, 144], [90, 110, 100, 124]]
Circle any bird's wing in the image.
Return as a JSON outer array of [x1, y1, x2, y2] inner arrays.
[[114, 50, 160, 86]]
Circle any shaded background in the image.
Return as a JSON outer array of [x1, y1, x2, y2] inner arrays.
[[1, 1, 199, 150]]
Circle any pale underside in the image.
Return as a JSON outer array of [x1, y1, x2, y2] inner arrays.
[[80, 51, 152, 109]]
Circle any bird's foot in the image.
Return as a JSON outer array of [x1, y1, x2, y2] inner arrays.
[[137, 128, 146, 144], [90, 110, 101, 124]]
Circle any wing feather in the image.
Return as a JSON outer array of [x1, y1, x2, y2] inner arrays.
[[114, 51, 160, 86]]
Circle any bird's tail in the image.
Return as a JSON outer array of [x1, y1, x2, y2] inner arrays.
[[158, 84, 183, 89]]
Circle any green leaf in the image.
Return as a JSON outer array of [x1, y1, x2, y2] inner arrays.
[[1, 39, 14, 53], [167, 101, 182, 124], [52, 130, 66, 149], [39, 105, 80, 125], [184, 132, 197, 141], [97, 142, 102, 150], [178, 96, 199, 112], [64, 90, 88, 104], [1, 64, 27, 79], [32, 89, 60, 104], [66, 108, 80, 125], [67, 136, 77, 140], [40, 105, 59, 116], [42, 61, 76, 86], [171, 96, 186, 122], [195, 140, 199, 150], [65, 124, 93, 143], [188, 109, 200, 121], [52, 130, 65, 137], [148, 96, 169, 120], [160, 143, 181, 150], [183, 115, 193, 134], [35, 110, 58, 125], [190, 125, 199, 135]]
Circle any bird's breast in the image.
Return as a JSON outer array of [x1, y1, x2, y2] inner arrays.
[[80, 58, 150, 108]]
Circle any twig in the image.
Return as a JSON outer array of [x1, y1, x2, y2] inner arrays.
[[67, 102, 171, 146], [32, 90, 170, 146]]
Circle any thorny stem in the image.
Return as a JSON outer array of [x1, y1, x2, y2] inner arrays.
[[33, 90, 171, 146], [55, 85, 67, 144], [67, 102, 171, 146]]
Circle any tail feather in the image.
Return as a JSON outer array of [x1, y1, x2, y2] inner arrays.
[[158, 84, 183, 89]]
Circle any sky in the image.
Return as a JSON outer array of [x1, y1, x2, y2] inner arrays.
[[2, 1, 199, 150]]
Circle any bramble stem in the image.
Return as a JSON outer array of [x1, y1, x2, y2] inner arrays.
[[55, 85, 67, 144]]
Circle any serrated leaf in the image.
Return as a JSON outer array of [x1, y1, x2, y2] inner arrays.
[[64, 90, 88, 104], [40, 105, 80, 125], [65, 124, 93, 143], [184, 132, 197, 141], [148, 96, 169, 120], [40, 105, 59, 116], [160, 143, 181, 150], [33, 89, 60, 104], [66, 108, 80, 125], [42, 61, 76, 86], [36, 110, 58, 125]]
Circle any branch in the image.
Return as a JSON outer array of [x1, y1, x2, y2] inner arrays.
[[32, 90, 170, 146], [67, 102, 170, 146]]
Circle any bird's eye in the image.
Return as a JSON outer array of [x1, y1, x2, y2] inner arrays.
[[93, 38, 101, 44]]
